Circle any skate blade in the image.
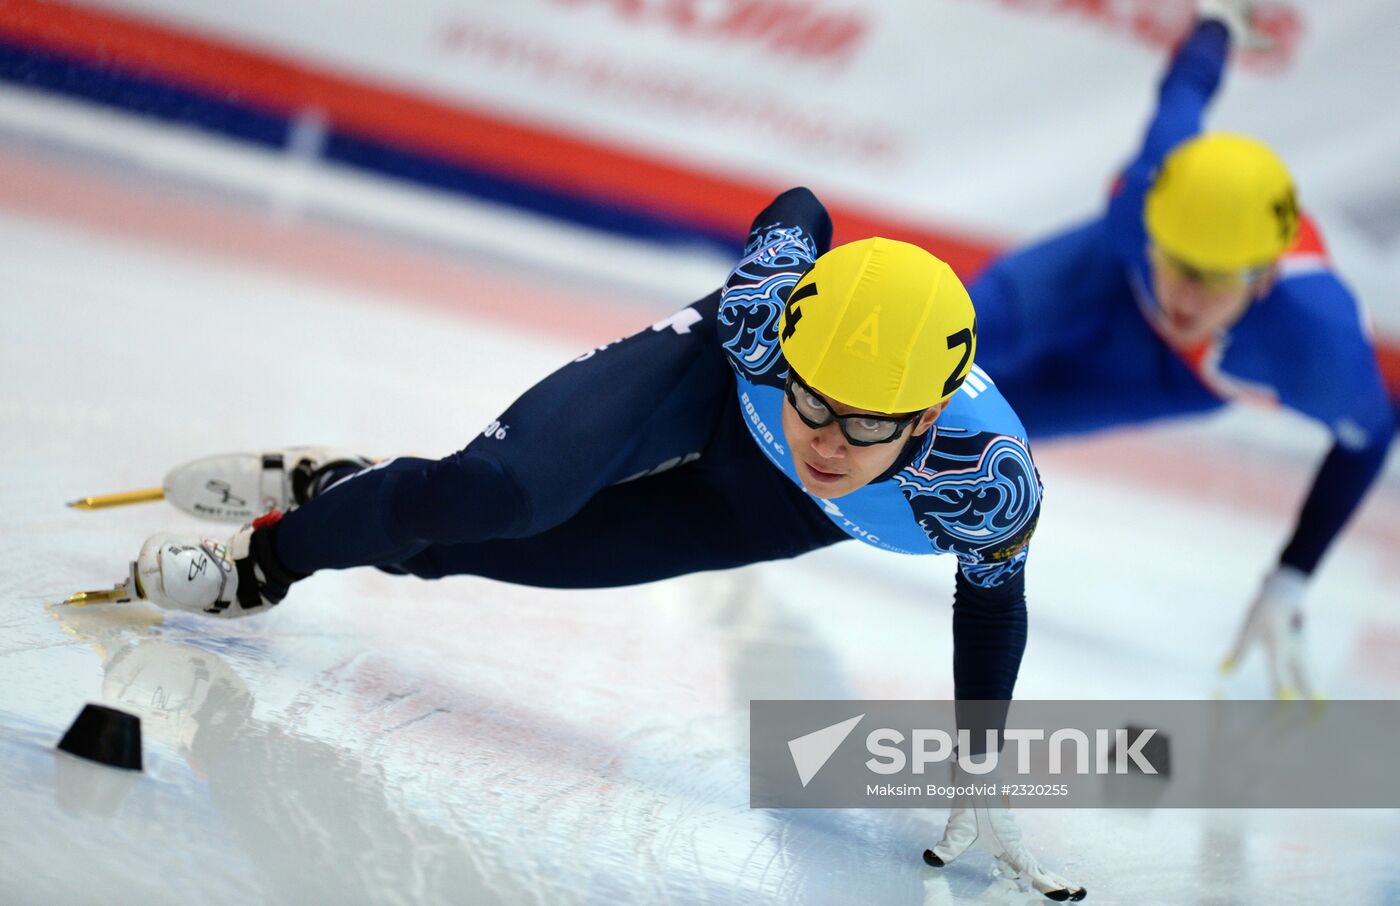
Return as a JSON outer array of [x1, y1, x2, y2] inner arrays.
[[67, 488, 165, 510], [65, 584, 134, 606], [65, 565, 141, 606]]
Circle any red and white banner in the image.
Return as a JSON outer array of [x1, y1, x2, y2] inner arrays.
[[13, 0, 1400, 345]]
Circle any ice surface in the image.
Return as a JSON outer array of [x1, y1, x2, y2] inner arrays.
[[1, 120, 1399, 905]]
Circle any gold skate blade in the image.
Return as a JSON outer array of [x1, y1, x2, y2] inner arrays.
[[67, 488, 165, 510], [65, 566, 140, 606], [65, 586, 131, 606]]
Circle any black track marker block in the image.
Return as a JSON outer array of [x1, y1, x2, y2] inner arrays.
[[57, 704, 143, 771]]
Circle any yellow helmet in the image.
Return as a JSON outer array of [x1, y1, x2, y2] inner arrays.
[[777, 237, 977, 413], [1145, 132, 1299, 271]]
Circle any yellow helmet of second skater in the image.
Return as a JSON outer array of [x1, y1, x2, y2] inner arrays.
[[777, 237, 977, 414], [1145, 132, 1299, 272]]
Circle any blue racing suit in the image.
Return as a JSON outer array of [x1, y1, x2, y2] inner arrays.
[[970, 19, 1394, 576], [270, 188, 1042, 700]]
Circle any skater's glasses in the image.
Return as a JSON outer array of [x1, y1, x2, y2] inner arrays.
[[1151, 247, 1271, 292], [783, 373, 921, 446]]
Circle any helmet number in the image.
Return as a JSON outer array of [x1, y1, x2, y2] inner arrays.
[[782, 282, 818, 341], [942, 321, 975, 398]]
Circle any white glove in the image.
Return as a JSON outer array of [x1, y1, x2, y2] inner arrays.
[[1221, 565, 1314, 699], [1196, 0, 1274, 51], [924, 759, 1086, 901]]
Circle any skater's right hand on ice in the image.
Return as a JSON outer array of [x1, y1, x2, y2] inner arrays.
[[926, 803, 1086, 901], [1221, 565, 1315, 699], [1196, 0, 1273, 51], [923, 759, 1086, 901]]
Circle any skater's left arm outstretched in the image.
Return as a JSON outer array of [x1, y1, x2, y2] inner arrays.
[[1223, 273, 1396, 698], [920, 454, 1085, 901], [930, 563, 1086, 901]]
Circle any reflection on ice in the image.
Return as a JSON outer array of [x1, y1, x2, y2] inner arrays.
[[52, 610, 512, 904]]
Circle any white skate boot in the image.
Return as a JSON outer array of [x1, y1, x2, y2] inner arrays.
[[132, 515, 297, 618], [161, 447, 370, 522]]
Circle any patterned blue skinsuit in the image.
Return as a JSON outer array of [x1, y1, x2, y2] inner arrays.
[[271, 188, 1042, 700], [970, 19, 1394, 577]]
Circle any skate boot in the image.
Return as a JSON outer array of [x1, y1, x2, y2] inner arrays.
[[161, 447, 371, 522], [132, 513, 302, 618]]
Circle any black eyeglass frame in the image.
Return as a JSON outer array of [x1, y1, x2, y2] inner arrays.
[[782, 372, 924, 447]]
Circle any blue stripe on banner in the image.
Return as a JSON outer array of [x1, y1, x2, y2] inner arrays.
[[0, 41, 289, 149], [322, 131, 738, 250], [0, 39, 742, 255]]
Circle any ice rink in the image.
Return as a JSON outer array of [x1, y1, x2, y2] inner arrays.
[[2, 94, 1399, 905]]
